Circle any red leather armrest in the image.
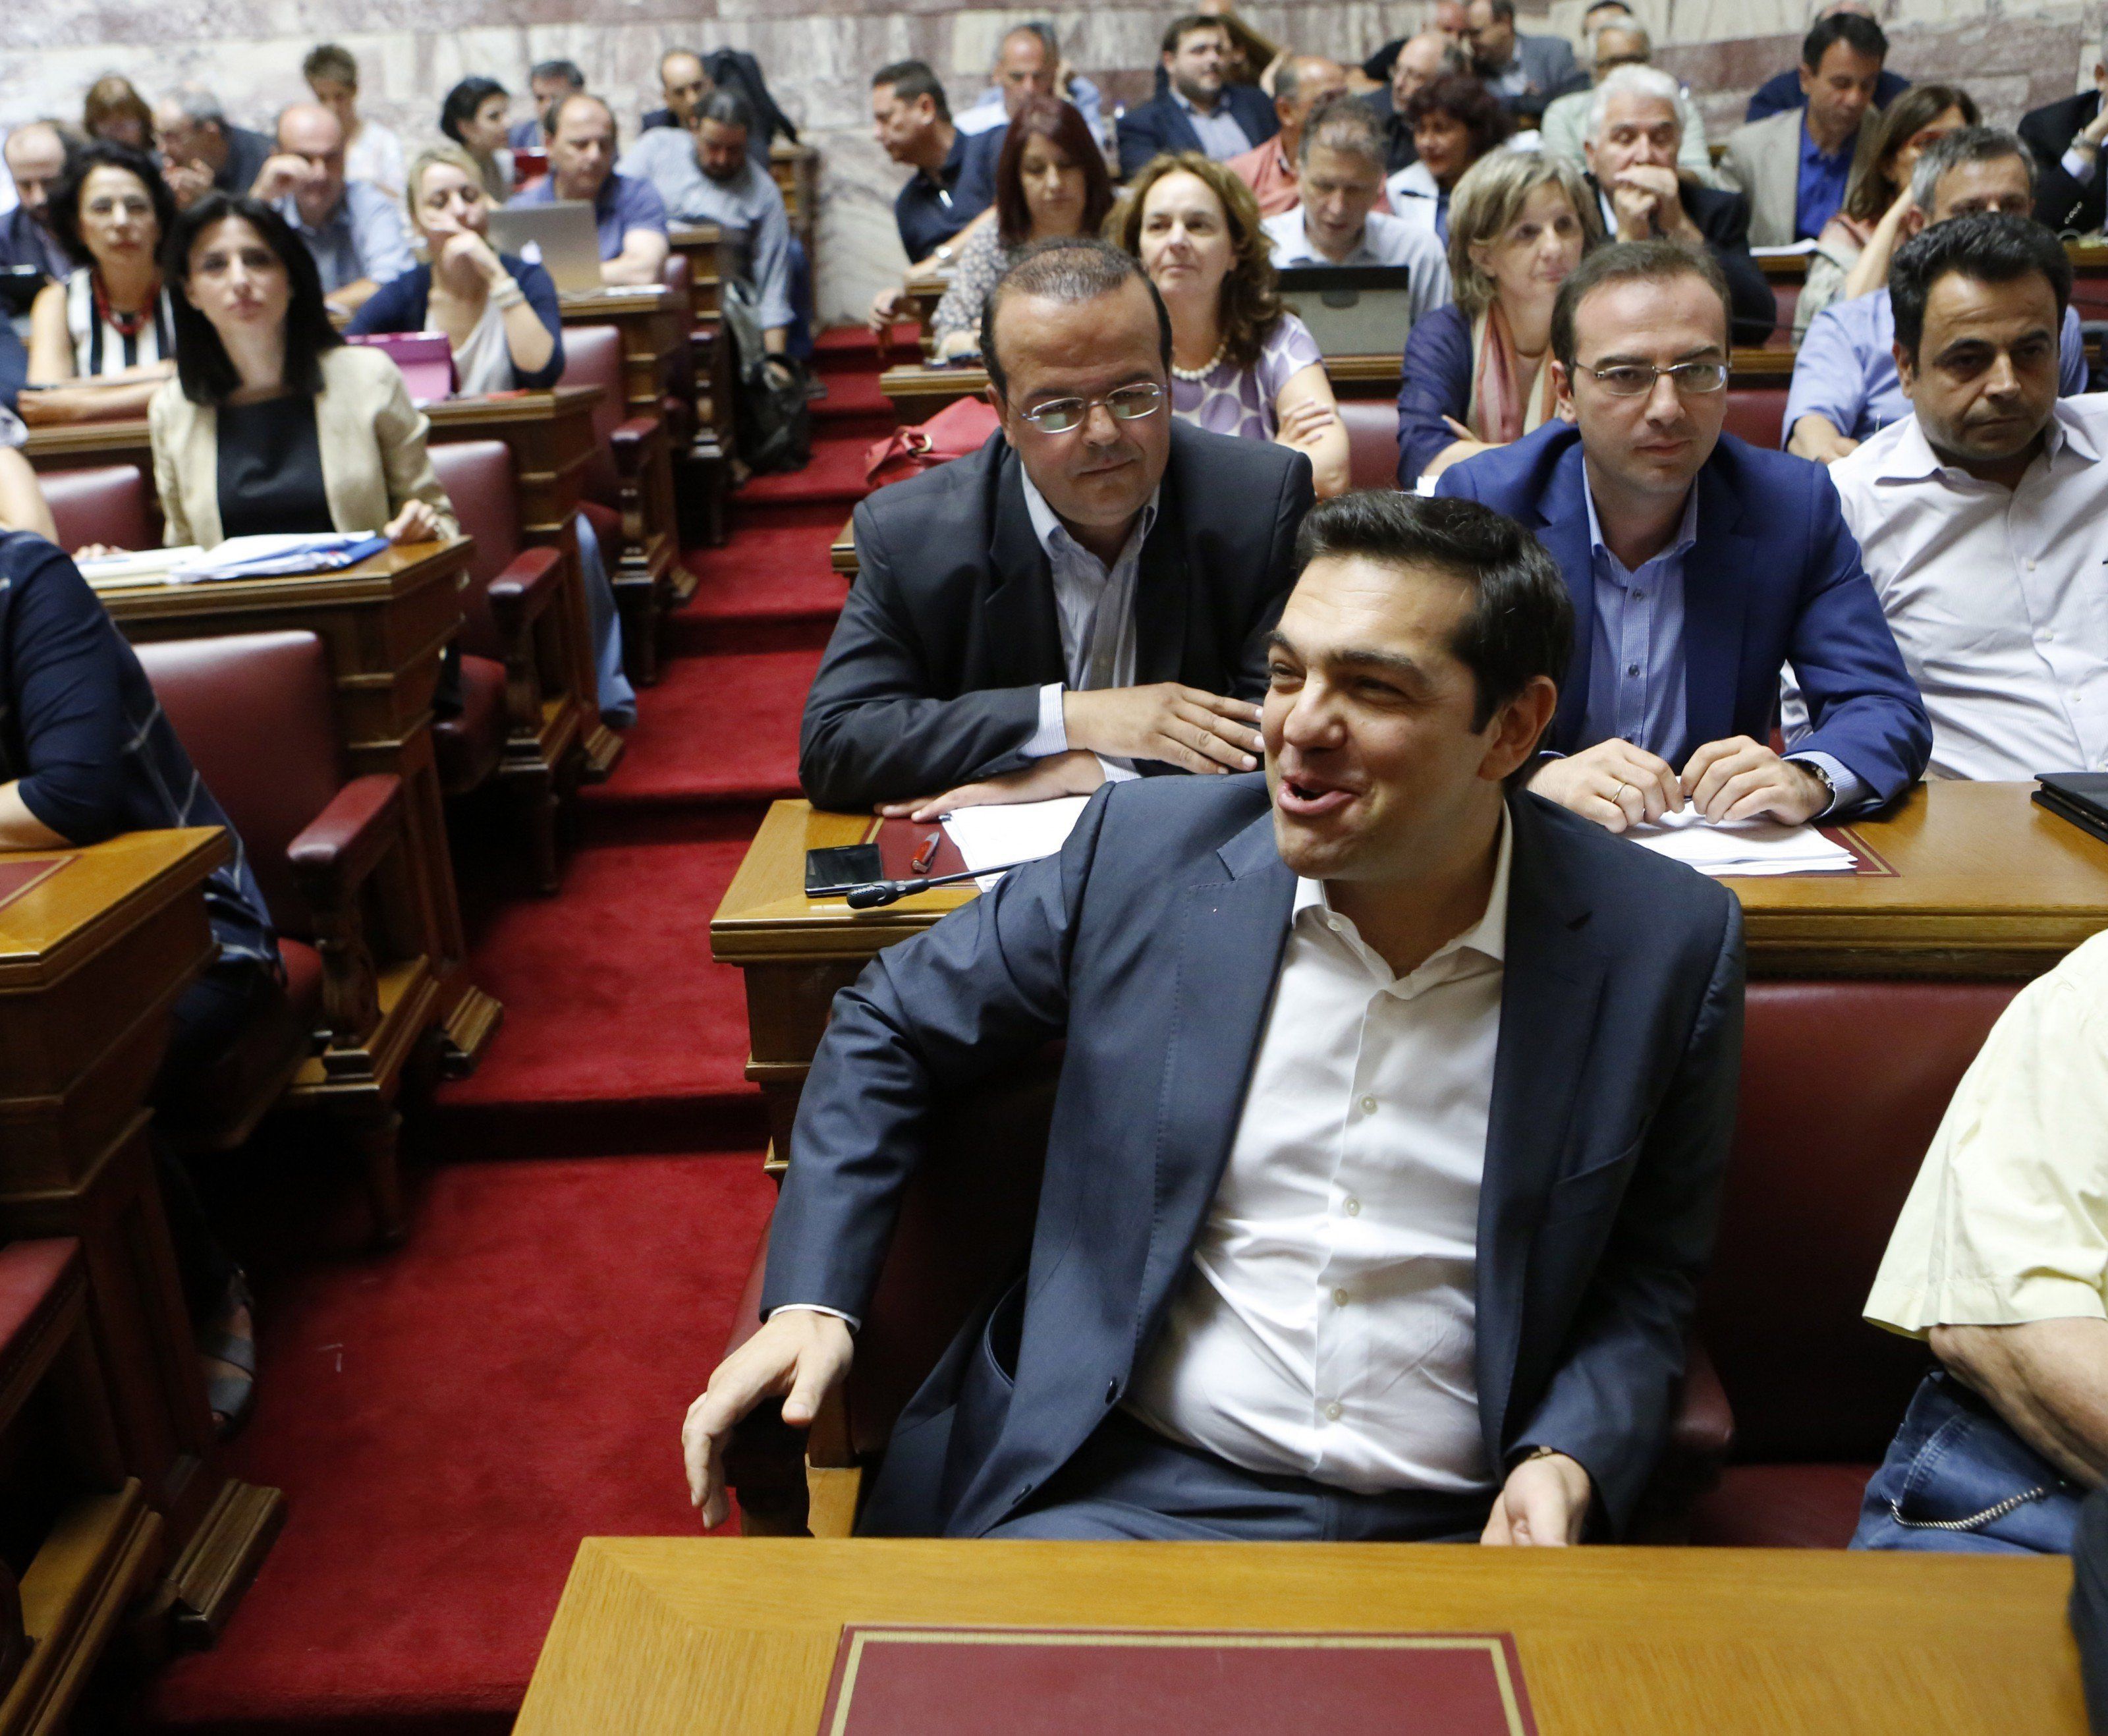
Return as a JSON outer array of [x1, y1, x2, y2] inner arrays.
[[287, 773, 402, 903], [717, 1216, 820, 1533], [486, 544, 564, 638], [608, 413, 664, 475], [721, 1216, 771, 1362], [1670, 1336, 1734, 1467]]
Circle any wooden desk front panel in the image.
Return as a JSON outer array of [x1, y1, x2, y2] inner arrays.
[[517, 1538, 2084, 1736], [558, 289, 684, 424]]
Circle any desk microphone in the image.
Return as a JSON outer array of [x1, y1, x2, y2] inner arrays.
[[843, 860, 1039, 909]]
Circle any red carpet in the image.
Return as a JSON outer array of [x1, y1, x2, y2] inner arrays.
[[134, 329, 893, 1732]]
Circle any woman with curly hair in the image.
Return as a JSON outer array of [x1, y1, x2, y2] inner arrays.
[[931, 96, 1113, 360], [1109, 151, 1349, 497], [1393, 72, 1513, 242]]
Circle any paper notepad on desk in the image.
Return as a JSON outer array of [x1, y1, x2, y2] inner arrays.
[[74, 534, 387, 588], [941, 796, 1092, 889], [1626, 808, 1857, 877]]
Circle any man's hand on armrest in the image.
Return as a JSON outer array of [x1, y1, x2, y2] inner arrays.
[[1481, 1450, 1592, 1546], [876, 749, 1105, 824], [682, 1308, 854, 1528], [1063, 684, 1262, 775], [1931, 1318, 2108, 1489], [1787, 413, 1860, 465]]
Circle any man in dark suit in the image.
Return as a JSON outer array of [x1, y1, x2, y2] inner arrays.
[[799, 238, 1312, 817], [1581, 66, 1776, 345], [1117, 14, 1280, 179], [688, 488, 1745, 1544], [2021, 68, 2108, 236], [1439, 239, 1929, 833]]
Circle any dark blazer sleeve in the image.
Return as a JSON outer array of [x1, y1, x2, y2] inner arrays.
[[344, 265, 426, 336], [760, 785, 1113, 1318], [0, 317, 24, 410], [798, 492, 1046, 811], [2023, 96, 2104, 235], [1229, 447, 1316, 700], [1228, 84, 1280, 146], [1117, 99, 1188, 179], [1689, 186, 1778, 347], [508, 256, 567, 389], [1742, 69, 1800, 124], [1779, 464, 1932, 808], [1507, 892, 1745, 1536], [1397, 304, 1472, 488]]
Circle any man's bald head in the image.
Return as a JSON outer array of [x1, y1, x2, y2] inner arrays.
[[994, 25, 1057, 115], [3, 123, 66, 225], [1393, 32, 1460, 104], [277, 101, 345, 157], [659, 50, 711, 126], [1275, 55, 1350, 146]]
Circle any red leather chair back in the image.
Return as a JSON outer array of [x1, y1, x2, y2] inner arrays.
[[2071, 269, 2108, 324], [134, 630, 343, 939], [1338, 400, 1403, 491], [557, 323, 626, 507], [426, 440, 519, 663], [1725, 385, 1788, 450], [1699, 978, 2021, 1465], [40, 464, 152, 553], [661, 251, 692, 312], [1767, 283, 1800, 347]]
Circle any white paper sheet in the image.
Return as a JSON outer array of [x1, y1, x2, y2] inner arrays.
[[1625, 808, 1858, 878], [74, 547, 201, 590], [941, 796, 1092, 889]]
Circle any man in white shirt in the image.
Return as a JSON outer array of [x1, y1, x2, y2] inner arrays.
[[691, 484, 1745, 1545], [1263, 94, 1453, 331], [1823, 213, 2108, 783]]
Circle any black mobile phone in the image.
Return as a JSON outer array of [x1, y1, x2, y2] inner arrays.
[[805, 844, 885, 898]]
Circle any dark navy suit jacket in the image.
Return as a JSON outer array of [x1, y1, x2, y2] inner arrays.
[[1435, 422, 1930, 810], [762, 773, 1746, 1541], [1116, 84, 1279, 178]]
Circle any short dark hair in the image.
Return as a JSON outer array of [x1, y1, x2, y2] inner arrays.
[[1550, 238, 1733, 370], [980, 236, 1173, 402], [1402, 72, 1512, 161], [1161, 13, 1228, 55], [873, 59, 951, 123], [696, 89, 753, 134], [1802, 12, 1887, 69], [1291, 491, 1574, 748], [48, 140, 176, 269], [530, 59, 586, 89], [440, 76, 509, 144], [163, 192, 343, 406], [304, 43, 360, 88], [991, 95, 1113, 247], [1889, 211, 2072, 364], [1479, 0, 1518, 21]]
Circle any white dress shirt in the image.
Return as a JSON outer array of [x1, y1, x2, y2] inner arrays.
[[1822, 397, 2108, 781], [1018, 468, 1155, 771], [1124, 812, 1512, 1496]]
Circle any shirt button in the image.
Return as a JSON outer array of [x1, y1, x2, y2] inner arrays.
[[1324, 1402, 1343, 1422], [1344, 1197, 1362, 1216], [1626, 663, 1641, 677], [1333, 1287, 1350, 1307], [2027, 558, 2038, 571], [2042, 630, 2057, 642], [1358, 1094, 1377, 1114]]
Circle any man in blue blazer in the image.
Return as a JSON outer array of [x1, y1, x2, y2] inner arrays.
[[1117, 14, 1280, 179], [687, 490, 1744, 1546], [1438, 239, 1928, 833]]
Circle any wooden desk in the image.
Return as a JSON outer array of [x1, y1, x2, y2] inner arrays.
[[516, 1538, 2082, 1735], [668, 223, 752, 543], [713, 783, 2108, 1154], [94, 543, 502, 1073], [831, 512, 857, 578], [904, 273, 945, 361], [770, 139, 819, 265], [0, 829, 282, 1640], [557, 285, 684, 427]]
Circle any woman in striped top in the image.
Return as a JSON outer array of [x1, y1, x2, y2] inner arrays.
[[21, 142, 178, 426]]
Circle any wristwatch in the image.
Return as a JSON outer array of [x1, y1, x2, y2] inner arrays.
[[1792, 758, 1835, 810]]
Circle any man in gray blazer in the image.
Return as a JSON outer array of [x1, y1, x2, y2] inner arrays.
[[688, 491, 1745, 1546], [1720, 11, 1887, 246], [1466, 0, 1579, 121]]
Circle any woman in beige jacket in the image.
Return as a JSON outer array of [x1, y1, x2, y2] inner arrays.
[[150, 191, 457, 550]]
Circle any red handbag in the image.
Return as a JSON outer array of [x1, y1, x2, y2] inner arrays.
[[864, 395, 1001, 490]]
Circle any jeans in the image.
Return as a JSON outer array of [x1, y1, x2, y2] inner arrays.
[[1852, 1368, 2084, 1554]]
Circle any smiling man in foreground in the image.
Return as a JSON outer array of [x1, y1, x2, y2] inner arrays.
[[688, 489, 1746, 1546]]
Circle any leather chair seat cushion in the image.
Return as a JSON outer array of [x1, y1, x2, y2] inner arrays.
[[156, 941, 318, 1150], [1337, 400, 1403, 492], [433, 653, 508, 795], [1688, 1463, 1874, 1549]]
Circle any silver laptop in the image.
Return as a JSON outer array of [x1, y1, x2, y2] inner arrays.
[[1275, 265, 1422, 356], [487, 202, 604, 294]]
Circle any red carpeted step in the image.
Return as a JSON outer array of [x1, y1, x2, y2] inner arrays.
[[734, 437, 874, 511], [810, 369, 893, 420], [678, 529, 848, 629], [582, 642, 820, 809], [143, 1151, 775, 1733]]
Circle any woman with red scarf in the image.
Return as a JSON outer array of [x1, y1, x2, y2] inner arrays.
[[1396, 149, 1601, 489], [21, 141, 178, 426]]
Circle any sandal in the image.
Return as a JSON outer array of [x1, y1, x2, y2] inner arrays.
[[198, 1274, 257, 1438]]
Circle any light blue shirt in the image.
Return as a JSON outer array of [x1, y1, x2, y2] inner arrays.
[[1786, 288, 2089, 444], [278, 181, 414, 296], [1581, 470, 1863, 811], [1173, 88, 1254, 160], [615, 130, 791, 327]]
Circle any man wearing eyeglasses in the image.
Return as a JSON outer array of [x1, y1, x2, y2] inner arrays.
[[1437, 240, 1929, 835], [799, 237, 1315, 816]]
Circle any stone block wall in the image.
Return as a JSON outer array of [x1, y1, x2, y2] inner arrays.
[[0, 0, 2095, 322]]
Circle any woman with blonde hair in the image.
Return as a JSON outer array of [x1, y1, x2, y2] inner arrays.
[[1396, 148, 1600, 488], [1109, 151, 1348, 497]]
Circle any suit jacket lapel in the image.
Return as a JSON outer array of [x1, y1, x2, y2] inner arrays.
[[1537, 442, 1597, 747], [1474, 796, 1606, 1457], [1136, 809, 1296, 1326], [985, 446, 1068, 686], [1681, 460, 1756, 753], [1132, 464, 1188, 684]]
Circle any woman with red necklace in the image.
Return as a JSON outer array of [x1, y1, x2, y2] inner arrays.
[[22, 142, 178, 426]]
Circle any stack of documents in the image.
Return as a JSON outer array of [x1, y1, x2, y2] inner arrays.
[[74, 547, 202, 590], [169, 533, 389, 581], [941, 797, 1092, 889], [1626, 808, 1858, 877]]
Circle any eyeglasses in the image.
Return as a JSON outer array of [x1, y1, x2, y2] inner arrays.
[[1580, 360, 1730, 397], [1013, 381, 1166, 434]]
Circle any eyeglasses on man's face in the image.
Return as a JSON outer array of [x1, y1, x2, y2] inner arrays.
[[1579, 359, 1729, 397], [1012, 381, 1167, 434]]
